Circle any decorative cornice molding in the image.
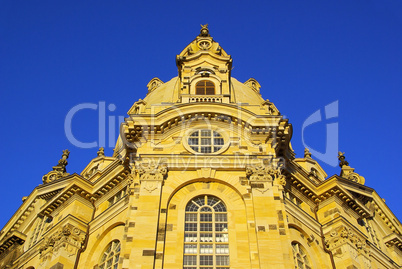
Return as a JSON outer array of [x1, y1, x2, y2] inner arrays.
[[0, 231, 26, 255]]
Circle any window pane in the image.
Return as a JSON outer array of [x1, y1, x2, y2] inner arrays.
[[185, 223, 197, 231], [216, 255, 230, 265], [200, 207, 212, 212], [201, 138, 211, 145], [214, 138, 224, 145], [200, 223, 212, 231], [196, 87, 205, 95], [200, 233, 213, 242], [207, 196, 220, 206], [186, 213, 197, 221], [186, 203, 199, 212], [292, 242, 310, 269], [200, 255, 213, 265], [184, 255, 197, 265], [216, 244, 229, 254], [185, 233, 198, 242], [215, 214, 227, 222], [188, 138, 199, 145], [184, 244, 198, 254], [193, 197, 205, 206], [200, 244, 213, 254], [200, 147, 212, 153], [206, 88, 215, 95], [200, 213, 212, 222], [99, 240, 120, 269], [215, 233, 228, 242], [101, 254, 107, 262], [213, 203, 227, 212], [215, 223, 228, 232]]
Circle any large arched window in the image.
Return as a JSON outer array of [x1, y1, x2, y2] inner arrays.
[[99, 240, 121, 269], [196, 81, 215, 95], [183, 195, 229, 269], [291, 242, 311, 269]]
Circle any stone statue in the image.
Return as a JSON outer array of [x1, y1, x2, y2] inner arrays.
[[338, 152, 349, 168]]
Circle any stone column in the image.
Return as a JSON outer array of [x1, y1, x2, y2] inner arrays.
[[123, 162, 167, 269], [246, 162, 294, 269]]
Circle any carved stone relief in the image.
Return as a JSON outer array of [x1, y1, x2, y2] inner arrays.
[[39, 224, 85, 262], [246, 163, 286, 193], [135, 163, 167, 193], [325, 226, 370, 260]]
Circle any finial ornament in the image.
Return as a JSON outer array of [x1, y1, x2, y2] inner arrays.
[[337, 151, 365, 184], [56, 149, 70, 173], [97, 147, 105, 157], [304, 148, 312, 158], [338, 151, 349, 168], [42, 150, 71, 184], [200, 24, 210, 37]]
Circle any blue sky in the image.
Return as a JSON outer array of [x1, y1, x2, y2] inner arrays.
[[1, 1, 401, 228]]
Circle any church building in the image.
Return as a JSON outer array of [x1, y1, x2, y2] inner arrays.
[[0, 25, 401, 269]]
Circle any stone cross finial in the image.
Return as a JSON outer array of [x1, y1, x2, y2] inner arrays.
[[338, 151, 349, 168]]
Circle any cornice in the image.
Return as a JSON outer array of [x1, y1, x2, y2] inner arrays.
[[285, 196, 321, 235], [0, 230, 26, 255], [372, 191, 402, 236], [287, 173, 372, 219]]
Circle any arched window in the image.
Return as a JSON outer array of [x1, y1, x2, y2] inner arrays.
[[291, 242, 311, 269], [99, 240, 121, 269], [183, 195, 229, 269], [196, 81, 215, 95]]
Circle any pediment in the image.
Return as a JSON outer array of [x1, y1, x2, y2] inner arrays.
[[293, 157, 328, 182], [81, 156, 116, 181]]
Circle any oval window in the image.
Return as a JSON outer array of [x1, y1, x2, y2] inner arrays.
[[188, 130, 224, 154]]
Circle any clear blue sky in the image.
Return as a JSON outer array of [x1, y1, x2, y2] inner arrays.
[[1, 1, 401, 228]]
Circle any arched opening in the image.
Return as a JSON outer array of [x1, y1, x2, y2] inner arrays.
[[98, 240, 121, 269], [291, 242, 311, 269], [183, 195, 229, 268]]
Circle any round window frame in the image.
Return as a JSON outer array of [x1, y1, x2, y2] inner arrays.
[[184, 128, 230, 155]]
